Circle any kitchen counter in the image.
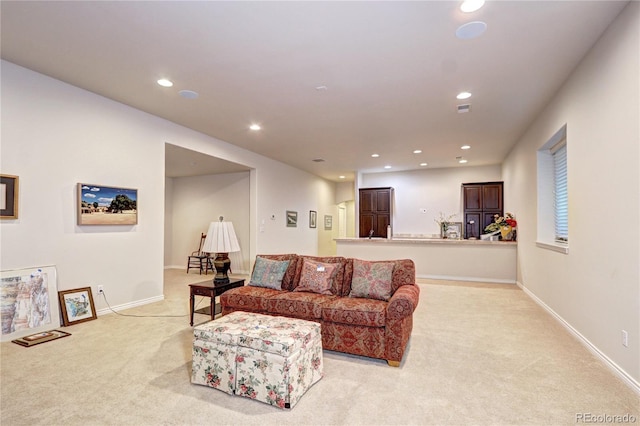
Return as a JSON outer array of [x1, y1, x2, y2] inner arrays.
[[335, 237, 517, 284]]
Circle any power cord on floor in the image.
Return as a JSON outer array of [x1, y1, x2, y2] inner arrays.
[[98, 290, 207, 318]]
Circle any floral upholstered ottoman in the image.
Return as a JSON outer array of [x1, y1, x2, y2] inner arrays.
[[192, 311, 323, 409]]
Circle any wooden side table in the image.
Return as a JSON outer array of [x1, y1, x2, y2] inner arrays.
[[189, 278, 245, 326]]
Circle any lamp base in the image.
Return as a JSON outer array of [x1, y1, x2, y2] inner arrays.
[[213, 253, 231, 284]]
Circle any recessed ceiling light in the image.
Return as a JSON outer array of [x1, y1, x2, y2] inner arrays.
[[413, 150, 422, 154], [420, 163, 428, 167], [461, 145, 471, 150], [371, 153, 380, 158], [249, 124, 261, 131], [459, 159, 468, 164], [460, 0, 485, 13], [315, 85, 328, 91], [384, 165, 392, 169], [456, 92, 472, 100], [339, 175, 346, 179], [179, 90, 199, 99], [456, 21, 487, 40], [157, 79, 173, 87]]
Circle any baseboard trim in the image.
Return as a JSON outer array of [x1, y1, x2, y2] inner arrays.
[[164, 264, 184, 270], [517, 280, 640, 395], [418, 274, 516, 284], [96, 294, 164, 317]]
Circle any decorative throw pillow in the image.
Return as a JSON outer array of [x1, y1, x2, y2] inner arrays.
[[349, 259, 394, 301], [293, 259, 337, 295], [248, 257, 290, 290]]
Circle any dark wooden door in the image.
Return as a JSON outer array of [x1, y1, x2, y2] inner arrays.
[[359, 187, 393, 238]]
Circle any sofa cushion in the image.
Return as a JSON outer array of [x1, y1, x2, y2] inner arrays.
[[252, 254, 299, 291], [248, 257, 290, 290], [348, 259, 395, 301], [321, 297, 387, 327], [293, 256, 346, 295], [220, 286, 284, 313], [293, 259, 337, 295], [389, 259, 416, 294], [267, 292, 336, 320]]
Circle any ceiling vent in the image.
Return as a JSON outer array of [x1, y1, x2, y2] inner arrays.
[[457, 104, 471, 113]]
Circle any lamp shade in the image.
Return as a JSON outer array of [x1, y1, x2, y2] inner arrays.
[[202, 219, 240, 254]]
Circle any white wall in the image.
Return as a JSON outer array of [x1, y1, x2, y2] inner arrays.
[[1, 60, 338, 312], [253, 167, 338, 257], [502, 3, 639, 385], [1, 60, 165, 310], [166, 171, 251, 273], [362, 165, 501, 236]]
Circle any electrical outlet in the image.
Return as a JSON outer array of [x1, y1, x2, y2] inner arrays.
[[622, 330, 628, 347], [98, 285, 104, 294]]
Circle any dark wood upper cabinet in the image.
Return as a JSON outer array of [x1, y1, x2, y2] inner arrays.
[[359, 187, 393, 238], [462, 182, 503, 239]]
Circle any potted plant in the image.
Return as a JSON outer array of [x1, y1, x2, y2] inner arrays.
[[484, 213, 517, 241]]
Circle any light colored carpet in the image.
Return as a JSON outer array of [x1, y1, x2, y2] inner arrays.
[[1, 269, 637, 425]]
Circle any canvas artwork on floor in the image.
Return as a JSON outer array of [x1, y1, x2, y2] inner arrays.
[[0, 266, 60, 342]]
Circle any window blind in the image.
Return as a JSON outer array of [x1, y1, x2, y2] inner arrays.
[[552, 143, 568, 243]]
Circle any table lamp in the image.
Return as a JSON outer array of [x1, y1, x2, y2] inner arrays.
[[202, 216, 240, 284]]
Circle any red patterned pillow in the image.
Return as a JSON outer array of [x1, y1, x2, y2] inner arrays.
[[349, 259, 394, 301], [293, 259, 337, 295]]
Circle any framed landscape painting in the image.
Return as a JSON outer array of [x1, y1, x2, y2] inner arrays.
[[77, 183, 138, 225], [0, 266, 60, 342]]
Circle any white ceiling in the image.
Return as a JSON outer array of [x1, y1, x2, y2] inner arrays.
[[1, 1, 628, 181]]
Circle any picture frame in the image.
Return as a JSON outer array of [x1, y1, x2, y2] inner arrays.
[[0, 174, 19, 219], [77, 183, 138, 225], [324, 215, 333, 230], [0, 266, 60, 342], [286, 210, 297, 227], [309, 210, 317, 228], [12, 329, 71, 347], [58, 287, 97, 326], [443, 222, 463, 240]]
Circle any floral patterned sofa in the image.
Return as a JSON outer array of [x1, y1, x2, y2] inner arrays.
[[220, 254, 420, 366]]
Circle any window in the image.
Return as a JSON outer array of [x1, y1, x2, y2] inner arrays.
[[552, 143, 568, 243], [537, 125, 569, 254]]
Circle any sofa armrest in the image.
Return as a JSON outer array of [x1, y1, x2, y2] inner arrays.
[[387, 284, 420, 321]]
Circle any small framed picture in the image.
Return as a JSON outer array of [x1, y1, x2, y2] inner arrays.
[[0, 174, 19, 219], [324, 215, 332, 230], [58, 287, 97, 326], [443, 222, 463, 240], [286, 210, 298, 227], [309, 210, 317, 228]]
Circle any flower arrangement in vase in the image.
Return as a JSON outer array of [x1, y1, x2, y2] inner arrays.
[[484, 213, 517, 241]]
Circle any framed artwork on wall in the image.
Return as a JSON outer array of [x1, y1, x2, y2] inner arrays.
[[324, 215, 332, 230], [286, 210, 297, 227], [0, 266, 60, 342], [77, 183, 138, 225], [0, 174, 19, 219], [309, 211, 317, 228], [58, 287, 97, 326]]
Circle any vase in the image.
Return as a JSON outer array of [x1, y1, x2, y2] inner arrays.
[[500, 225, 514, 241]]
